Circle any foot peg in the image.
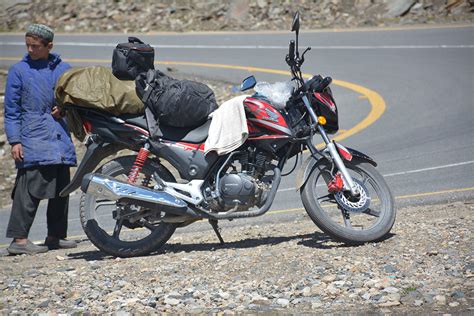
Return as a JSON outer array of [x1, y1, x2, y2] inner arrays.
[[209, 219, 224, 244]]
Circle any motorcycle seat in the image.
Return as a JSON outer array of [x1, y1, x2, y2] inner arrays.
[[120, 113, 148, 130], [121, 113, 211, 144], [63, 104, 210, 144], [155, 119, 211, 144]]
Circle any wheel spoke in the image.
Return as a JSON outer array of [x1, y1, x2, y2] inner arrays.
[[317, 193, 333, 201], [363, 208, 380, 217], [343, 215, 353, 228], [143, 221, 158, 231], [112, 219, 124, 239], [359, 173, 369, 186]]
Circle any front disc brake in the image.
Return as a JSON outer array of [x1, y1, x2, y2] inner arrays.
[[334, 178, 370, 213]]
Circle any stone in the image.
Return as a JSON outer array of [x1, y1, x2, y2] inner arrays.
[[434, 295, 447, 305], [383, 286, 400, 294], [451, 291, 465, 299], [322, 275, 337, 283], [38, 300, 49, 308], [383, 265, 398, 273], [414, 299, 424, 306], [164, 297, 180, 306], [276, 298, 290, 307], [385, 0, 418, 18], [379, 300, 401, 307]]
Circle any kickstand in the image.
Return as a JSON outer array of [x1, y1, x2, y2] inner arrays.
[[209, 219, 225, 244]]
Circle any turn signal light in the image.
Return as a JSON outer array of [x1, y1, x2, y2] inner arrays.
[[318, 116, 327, 125]]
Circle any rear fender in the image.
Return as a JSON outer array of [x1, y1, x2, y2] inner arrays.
[[60, 140, 125, 197], [295, 147, 377, 190]]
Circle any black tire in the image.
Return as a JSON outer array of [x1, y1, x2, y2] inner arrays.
[[301, 158, 396, 244], [80, 155, 178, 257]]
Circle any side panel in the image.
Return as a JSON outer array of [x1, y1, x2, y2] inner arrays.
[[150, 140, 219, 181]]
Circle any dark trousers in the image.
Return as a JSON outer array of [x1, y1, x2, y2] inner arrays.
[[6, 165, 70, 239]]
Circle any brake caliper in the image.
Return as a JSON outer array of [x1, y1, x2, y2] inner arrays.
[[328, 172, 344, 193]]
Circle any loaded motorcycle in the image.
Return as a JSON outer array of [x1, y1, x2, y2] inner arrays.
[[61, 13, 396, 257]]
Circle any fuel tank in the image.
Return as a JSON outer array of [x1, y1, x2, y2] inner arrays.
[[243, 97, 292, 136]]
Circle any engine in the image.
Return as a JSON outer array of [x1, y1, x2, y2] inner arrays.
[[219, 173, 258, 207], [207, 148, 272, 212]]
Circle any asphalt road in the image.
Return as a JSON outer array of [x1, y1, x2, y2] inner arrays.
[[0, 25, 473, 246]]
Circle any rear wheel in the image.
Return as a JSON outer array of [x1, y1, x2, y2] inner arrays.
[[301, 158, 396, 244], [80, 155, 178, 257]]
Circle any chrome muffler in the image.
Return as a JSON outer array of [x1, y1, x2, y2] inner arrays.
[[81, 173, 193, 216]]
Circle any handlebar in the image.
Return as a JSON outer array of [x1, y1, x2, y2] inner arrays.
[[288, 40, 295, 63]]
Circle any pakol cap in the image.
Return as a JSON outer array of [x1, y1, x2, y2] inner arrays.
[[26, 24, 54, 42]]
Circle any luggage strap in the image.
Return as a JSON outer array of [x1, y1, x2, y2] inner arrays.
[[142, 81, 160, 136]]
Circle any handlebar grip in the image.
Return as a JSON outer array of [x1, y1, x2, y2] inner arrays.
[[289, 40, 295, 62]]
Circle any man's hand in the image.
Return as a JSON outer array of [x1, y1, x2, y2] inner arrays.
[[51, 106, 63, 119], [11, 143, 24, 162]]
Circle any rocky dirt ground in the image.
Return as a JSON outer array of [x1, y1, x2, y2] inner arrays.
[[0, 202, 472, 314], [1, 0, 473, 33]]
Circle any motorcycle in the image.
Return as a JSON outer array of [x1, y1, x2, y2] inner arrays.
[[61, 12, 395, 257]]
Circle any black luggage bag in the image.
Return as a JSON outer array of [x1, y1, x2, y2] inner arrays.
[[112, 37, 155, 80], [136, 70, 217, 128]]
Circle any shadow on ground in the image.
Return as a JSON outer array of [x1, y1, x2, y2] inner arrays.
[[66, 230, 395, 261]]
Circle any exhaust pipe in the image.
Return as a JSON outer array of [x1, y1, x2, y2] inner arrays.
[[81, 173, 199, 217]]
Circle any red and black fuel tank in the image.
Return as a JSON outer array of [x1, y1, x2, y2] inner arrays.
[[243, 97, 293, 136]]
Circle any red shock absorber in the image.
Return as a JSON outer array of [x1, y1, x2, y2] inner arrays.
[[127, 144, 150, 184]]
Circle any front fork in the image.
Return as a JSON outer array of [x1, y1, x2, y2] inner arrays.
[[302, 95, 359, 196]]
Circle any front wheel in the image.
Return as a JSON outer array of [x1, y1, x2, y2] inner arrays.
[[301, 158, 396, 244]]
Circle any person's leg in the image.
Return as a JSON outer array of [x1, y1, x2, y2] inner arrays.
[[46, 194, 69, 239], [6, 169, 48, 254], [45, 166, 76, 249], [6, 169, 41, 241]]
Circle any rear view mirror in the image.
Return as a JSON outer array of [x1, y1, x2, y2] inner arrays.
[[241, 76, 257, 91], [291, 12, 300, 33]]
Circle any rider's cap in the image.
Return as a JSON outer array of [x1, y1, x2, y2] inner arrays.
[[26, 24, 54, 42]]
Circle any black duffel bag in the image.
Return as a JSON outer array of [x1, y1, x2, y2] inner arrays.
[[136, 70, 217, 128], [112, 37, 155, 80]]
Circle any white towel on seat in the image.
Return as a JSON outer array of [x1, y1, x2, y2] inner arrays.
[[204, 95, 249, 155]]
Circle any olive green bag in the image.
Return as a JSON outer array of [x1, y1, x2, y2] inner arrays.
[[55, 66, 144, 140]]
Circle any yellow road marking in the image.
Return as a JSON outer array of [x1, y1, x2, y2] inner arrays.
[[0, 187, 472, 249], [396, 187, 474, 200], [0, 58, 385, 144]]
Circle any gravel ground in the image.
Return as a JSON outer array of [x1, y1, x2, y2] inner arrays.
[[0, 201, 472, 314]]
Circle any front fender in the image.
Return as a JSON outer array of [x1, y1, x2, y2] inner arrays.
[[295, 147, 377, 190], [295, 154, 328, 191]]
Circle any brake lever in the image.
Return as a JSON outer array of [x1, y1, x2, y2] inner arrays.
[[299, 47, 311, 66]]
